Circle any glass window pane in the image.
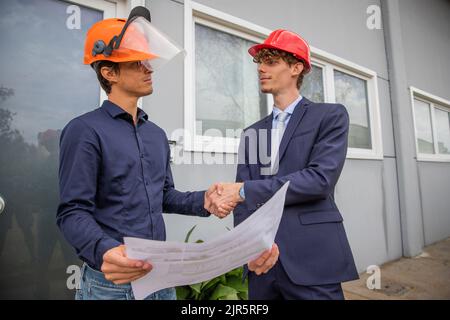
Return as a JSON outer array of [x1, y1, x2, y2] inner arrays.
[[302, 65, 324, 103], [434, 107, 450, 155], [0, 0, 101, 145], [0, 0, 103, 299], [334, 70, 372, 149], [413, 99, 435, 154], [195, 23, 267, 137]]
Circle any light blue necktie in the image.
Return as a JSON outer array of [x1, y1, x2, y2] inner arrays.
[[271, 111, 289, 174]]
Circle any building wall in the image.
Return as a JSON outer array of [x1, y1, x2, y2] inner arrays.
[[417, 162, 450, 245], [399, 0, 450, 100], [336, 159, 403, 270], [398, 0, 450, 246]]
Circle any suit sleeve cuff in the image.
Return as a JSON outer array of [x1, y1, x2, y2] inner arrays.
[[194, 191, 211, 217], [242, 179, 273, 212]]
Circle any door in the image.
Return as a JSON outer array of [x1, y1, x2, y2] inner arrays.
[[0, 0, 120, 299]]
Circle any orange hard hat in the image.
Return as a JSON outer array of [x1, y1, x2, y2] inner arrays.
[[84, 18, 156, 65], [248, 29, 311, 73]]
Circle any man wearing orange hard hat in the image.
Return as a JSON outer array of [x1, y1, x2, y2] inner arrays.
[[57, 6, 279, 300], [211, 29, 359, 299]]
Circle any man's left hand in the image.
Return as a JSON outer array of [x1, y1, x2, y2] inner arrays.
[[248, 243, 279, 275]]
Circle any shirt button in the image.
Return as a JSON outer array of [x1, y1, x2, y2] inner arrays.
[[140, 153, 144, 158], [145, 181, 149, 185]]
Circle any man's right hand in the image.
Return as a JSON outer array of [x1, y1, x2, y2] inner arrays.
[[101, 245, 152, 285], [204, 182, 244, 218]]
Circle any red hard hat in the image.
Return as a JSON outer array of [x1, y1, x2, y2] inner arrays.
[[249, 29, 311, 73]]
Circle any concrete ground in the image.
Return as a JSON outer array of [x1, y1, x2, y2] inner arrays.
[[343, 237, 450, 300]]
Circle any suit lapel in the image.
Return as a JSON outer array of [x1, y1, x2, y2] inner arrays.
[[277, 97, 311, 163]]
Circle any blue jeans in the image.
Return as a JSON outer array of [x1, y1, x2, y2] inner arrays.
[[75, 263, 176, 300]]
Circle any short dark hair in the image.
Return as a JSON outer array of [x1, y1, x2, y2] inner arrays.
[[91, 60, 120, 94], [253, 48, 306, 90]]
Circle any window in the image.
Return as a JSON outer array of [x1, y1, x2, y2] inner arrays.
[[184, 1, 383, 159], [302, 60, 382, 159], [334, 70, 371, 149], [0, 0, 112, 144], [414, 99, 435, 154], [302, 65, 325, 103], [184, 2, 272, 153], [435, 108, 450, 155], [194, 23, 267, 138], [411, 87, 450, 161]]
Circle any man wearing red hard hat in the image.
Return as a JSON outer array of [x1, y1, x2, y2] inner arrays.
[[57, 7, 279, 300], [212, 30, 359, 299]]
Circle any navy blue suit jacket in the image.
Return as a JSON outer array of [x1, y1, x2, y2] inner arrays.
[[234, 97, 359, 286]]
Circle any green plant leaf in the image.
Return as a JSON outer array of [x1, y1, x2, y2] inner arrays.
[[237, 291, 248, 300], [176, 286, 191, 300], [219, 293, 239, 300], [209, 284, 238, 300], [184, 225, 197, 243], [218, 274, 227, 284], [201, 277, 221, 292], [190, 282, 203, 294], [225, 275, 247, 293], [226, 267, 242, 278]]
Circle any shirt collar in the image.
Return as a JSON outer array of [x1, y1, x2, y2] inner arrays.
[[102, 100, 148, 121], [272, 95, 303, 119]]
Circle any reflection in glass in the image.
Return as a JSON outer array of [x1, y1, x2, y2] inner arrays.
[[195, 23, 267, 137], [0, 0, 102, 299], [334, 70, 371, 149], [302, 65, 324, 103], [413, 99, 435, 154], [434, 107, 450, 155]]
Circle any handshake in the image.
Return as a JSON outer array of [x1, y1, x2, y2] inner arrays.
[[204, 182, 244, 218], [101, 181, 280, 286]]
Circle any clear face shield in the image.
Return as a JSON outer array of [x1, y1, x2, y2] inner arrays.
[[118, 16, 185, 72], [98, 6, 185, 72]]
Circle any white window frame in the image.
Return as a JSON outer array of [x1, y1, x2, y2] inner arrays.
[[184, 0, 383, 160], [184, 1, 272, 153], [410, 86, 450, 162], [311, 52, 383, 160]]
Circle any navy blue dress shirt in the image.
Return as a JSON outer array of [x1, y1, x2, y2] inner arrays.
[[57, 100, 209, 270]]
